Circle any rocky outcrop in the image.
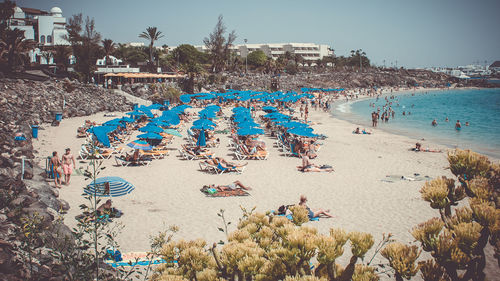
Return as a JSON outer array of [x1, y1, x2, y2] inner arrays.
[[0, 78, 130, 280]]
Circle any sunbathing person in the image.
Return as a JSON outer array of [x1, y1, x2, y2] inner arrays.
[[412, 142, 442, 153], [207, 180, 252, 191], [298, 195, 334, 219], [297, 154, 334, 172], [210, 157, 248, 169], [354, 127, 372, 134]]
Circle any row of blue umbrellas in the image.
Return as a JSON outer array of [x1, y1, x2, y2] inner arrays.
[[180, 90, 316, 104]]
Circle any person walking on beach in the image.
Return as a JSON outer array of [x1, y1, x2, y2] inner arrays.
[[51, 151, 63, 188], [304, 104, 309, 123], [62, 148, 76, 185]]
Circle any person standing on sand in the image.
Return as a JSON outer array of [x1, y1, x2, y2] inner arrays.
[[371, 111, 378, 127], [62, 148, 76, 185], [304, 104, 309, 123], [51, 151, 63, 188]]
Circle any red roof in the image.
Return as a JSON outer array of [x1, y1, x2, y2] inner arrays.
[[20, 7, 48, 15]]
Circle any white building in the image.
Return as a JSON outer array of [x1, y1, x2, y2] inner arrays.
[[96, 55, 123, 66], [125, 42, 145, 47], [8, 5, 69, 64], [195, 43, 334, 61]]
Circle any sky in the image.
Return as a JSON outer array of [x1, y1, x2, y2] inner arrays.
[[15, 0, 500, 68]]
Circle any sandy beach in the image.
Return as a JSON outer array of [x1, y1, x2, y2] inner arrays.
[[32, 92, 498, 278]]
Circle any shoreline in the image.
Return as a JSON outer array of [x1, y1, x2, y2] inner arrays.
[[330, 87, 500, 160]]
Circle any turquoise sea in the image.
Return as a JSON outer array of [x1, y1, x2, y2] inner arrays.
[[332, 88, 500, 159]]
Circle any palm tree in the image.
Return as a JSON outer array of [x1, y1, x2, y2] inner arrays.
[[102, 38, 115, 66], [139, 27, 164, 71], [0, 28, 35, 72], [53, 45, 72, 72]]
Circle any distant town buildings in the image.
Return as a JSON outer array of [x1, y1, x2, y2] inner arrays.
[[489, 61, 500, 72], [427, 63, 493, 79], [194, 43, 334, 61]]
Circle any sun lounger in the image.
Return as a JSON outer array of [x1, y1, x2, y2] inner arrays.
[[235, 148, 268, 160], [140, 149, 168, 159], [114, 156, 152, 166]]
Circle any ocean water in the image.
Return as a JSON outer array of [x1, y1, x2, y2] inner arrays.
[[332, 88, 500, 158]]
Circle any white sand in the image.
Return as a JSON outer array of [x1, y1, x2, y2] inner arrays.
[[32, 95, 498, 279]]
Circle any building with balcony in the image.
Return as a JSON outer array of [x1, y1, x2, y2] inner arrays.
[[194, 43, 334, 61], [8, 5, 69, 64]]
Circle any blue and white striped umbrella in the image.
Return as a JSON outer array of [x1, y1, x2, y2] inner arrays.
[[85, 177, 135, 197]]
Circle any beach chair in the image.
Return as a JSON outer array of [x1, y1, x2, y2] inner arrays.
[[286, 143, 300, 157], [199, 161, 217, 173], [214, 162, 246, 174], [114, 156, 152, 166], [140, 149, 168, 159], [236, 144, 269, 160]]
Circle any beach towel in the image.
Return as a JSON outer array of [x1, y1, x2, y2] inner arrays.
[[104, 251, 170, 268], [200, 186, 250, 197], [382, 174, 432, 183]]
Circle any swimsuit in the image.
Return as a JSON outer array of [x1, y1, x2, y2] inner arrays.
[[63, 163, 73, 174]]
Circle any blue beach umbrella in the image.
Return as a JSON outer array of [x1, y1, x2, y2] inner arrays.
[[196, 129, 206, 147], [137, 132, 163, 140], [193, 118, 216, 127], [191, 123, 214, 130], [85, 176, 135, 197], [127, 140, 153, 150], [288, 127, 317, 137], [120, 117, 135, 123], [103, 119, 126, 127], [262, 106, 277, 112], [88, 126, 117, 147], [148, 104, 163, 110], [237, 127, 264, 136], [278, 121, 308, 128]]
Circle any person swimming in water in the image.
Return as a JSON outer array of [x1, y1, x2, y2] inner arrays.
[[432, 119, 437, 126], [465, 122, 469, 126], [455, 120, 461, 130], [445, 117, 449, 122]]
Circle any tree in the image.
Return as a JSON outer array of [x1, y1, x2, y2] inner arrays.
[[0, 1, 36, 72], [101, 39, 115, 66], [53, 45, 72, 72], [112, 44, 148, 66], [247, 50, 267, 68], [139, 26, 163, 71], [203, 15, 236, 73], [0, 28, 35, 72], [65, 14, 102, 82]]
